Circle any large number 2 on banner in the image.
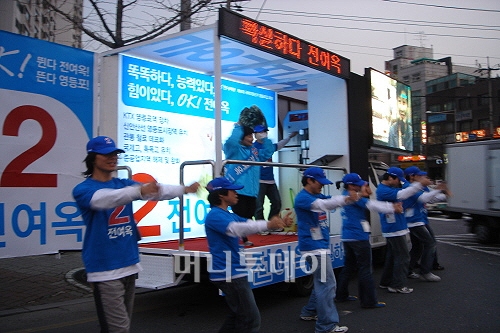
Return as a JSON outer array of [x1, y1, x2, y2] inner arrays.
[[132, 173, 161, 237], [1, 105, 57, 187]]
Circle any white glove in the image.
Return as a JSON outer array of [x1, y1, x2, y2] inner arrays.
[[255, 132, 268, 140]]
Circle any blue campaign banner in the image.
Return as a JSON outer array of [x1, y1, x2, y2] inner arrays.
[[0, 31, 94, 258], [0, 30, 94, 138], [121, 55, 276, 127], [247, 235, 344, 289]]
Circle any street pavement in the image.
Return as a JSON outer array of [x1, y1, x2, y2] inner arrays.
[[0, 250, 93, 317], [1, 216, 499, 331]]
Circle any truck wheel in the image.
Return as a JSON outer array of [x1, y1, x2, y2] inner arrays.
[[289, 275, 313, 297], [475, 224, 494, 244], [446, 211, 463, 219]]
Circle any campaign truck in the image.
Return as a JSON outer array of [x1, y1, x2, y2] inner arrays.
[[445, 139, 500, 243], [1, 8, 390, 295]]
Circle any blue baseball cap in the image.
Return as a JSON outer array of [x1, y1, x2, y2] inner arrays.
[[303, 167, 333, 185], [86, 136, 125, 155], [253, 124, 268, 133], [386, 167, 406, 181], [206, 177, 244, 192], [404, 166, 427, 176], [342, 173, 367, 187]]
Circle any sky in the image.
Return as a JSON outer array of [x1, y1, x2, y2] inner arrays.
[[83, 0, 500, 76], [222, 0, 500, 75]]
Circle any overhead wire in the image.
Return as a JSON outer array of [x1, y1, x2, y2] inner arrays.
[[381, 0, 500, 13], [241, 8, 500, 31], [231, 5, 500, 67], [260, 19, 500, 41]]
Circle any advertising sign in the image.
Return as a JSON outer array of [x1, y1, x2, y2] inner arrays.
[[118, 55, 277, 243], [368, 68, 413, 152], [0, 31, 94, 258]]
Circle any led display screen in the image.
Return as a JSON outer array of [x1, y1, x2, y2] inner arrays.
[[218, 8, 350, 79], [368, 68, 413, 152]]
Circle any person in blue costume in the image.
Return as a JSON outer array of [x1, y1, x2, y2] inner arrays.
[[73, 136, 199, 333], [402, 166, 449, 282], [223, 120, 274, 246], [335, 173, 403, 308], [253, 124, 298, 223], [296, 167, 358, 333], [376, 167, 432, 294], [204, 177, 291, 333]]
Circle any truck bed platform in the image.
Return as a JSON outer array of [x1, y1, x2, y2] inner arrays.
[[139, 233, 299, 253]]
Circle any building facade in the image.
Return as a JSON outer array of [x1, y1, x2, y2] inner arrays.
[[0, 0, 83, 48], [425, 74, 500, 179], [385, 45, 478, 154]]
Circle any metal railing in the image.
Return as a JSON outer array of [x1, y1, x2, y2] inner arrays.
[[178, 160, 216, 250], [176, 159, 346, 250]]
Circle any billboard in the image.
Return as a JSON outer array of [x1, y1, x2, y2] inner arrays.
[[118, 54, 277, 242], [0, 31, 94, 258], [367, 68, 413, 152]]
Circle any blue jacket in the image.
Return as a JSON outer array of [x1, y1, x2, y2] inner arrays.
[[402, 182, 430, 227], [253, 140, 277, 181], [73, 178, 140, 273], [223, 124, 274, 197], [376, 183, 408, 236], [204, 207, 249, 280], [341, 189, 371, 241], [295, 189, 331, 251]]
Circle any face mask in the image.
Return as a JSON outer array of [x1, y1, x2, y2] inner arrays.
[[255, 132, 268, 140]]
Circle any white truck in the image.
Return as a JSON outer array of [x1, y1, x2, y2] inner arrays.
[[445, 139, 500, 243], [0, 9, 387, 296], [94, 9, 355, 295]]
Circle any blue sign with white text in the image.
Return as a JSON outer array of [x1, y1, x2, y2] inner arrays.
[[121, 55, 276, 127], [0, 30, 94, 138]]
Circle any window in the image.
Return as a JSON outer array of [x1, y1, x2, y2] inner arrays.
[[411, 72, 421, 82], [477, 93, 488, 106], [444, 122, 454, 133], [461, 121, 472, 132], [17, 2, 26, 14], [428, 105, 440, 112], [458, 98, 471, 110], [478, 119, 490, 129], [443, 102, 454, 111]]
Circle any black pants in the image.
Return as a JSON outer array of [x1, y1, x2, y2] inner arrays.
[[230, 194, 256, 243]]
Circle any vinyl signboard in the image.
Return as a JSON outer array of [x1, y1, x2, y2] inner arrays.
[[0, 31, 94, 258], [118, 54, 277, 243]]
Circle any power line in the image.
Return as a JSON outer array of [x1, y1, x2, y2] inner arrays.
[[202, 4, 500, 68], [242, 7, 500, 31], [382, 0, 500, 13], [262, 19, 500, 41]]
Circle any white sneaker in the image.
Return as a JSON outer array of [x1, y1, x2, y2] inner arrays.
[[329, 325, 349, 333], [300, 315, 317, 321], [408, 272, 421, 279], [388, 286, 413, 294], [421, 272, 441, 282]]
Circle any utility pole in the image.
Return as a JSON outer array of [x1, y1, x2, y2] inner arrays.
[[180, 0, 191, 31], [476, 57, 500, 138]]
